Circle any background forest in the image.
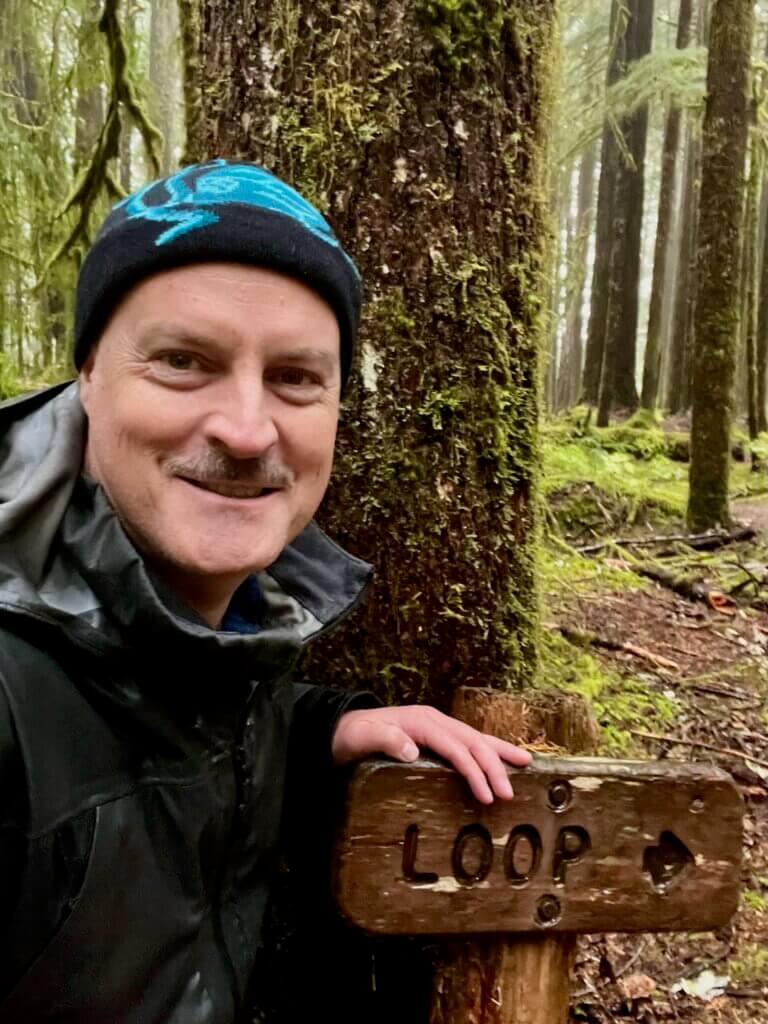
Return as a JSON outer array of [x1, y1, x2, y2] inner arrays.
[[2, 1, 768, 1022]]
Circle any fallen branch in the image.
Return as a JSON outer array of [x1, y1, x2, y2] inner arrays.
[[633, 564, 737, 613], [546, 623, 679, 671], [628, 729, 768, 771], [576, 527, 755, 556]]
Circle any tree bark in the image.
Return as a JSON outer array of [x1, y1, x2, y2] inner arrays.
[[642, 0, 693, 409], [582, 0, 623, 405], [149, 0, 180, 173], [741, 127, 760, 453], [665, 116, 700, 412], [557, 143, 597, 409], [755, 35, 768, 433], [688, 0, 754, 531], [606, 0, 653, 414], [187, 2, 555, 1019]]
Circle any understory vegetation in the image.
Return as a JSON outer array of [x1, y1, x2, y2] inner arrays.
[[537, 413, 768, 1021]]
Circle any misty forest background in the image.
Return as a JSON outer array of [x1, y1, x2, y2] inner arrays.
[[2, 2, 768, 1022]]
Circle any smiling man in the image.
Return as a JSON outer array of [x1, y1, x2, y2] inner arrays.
[[0, 160, 530, 1021]]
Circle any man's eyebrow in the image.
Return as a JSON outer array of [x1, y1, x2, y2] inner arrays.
[[139, 323, 219, 346], [275, 347, 338, 370]]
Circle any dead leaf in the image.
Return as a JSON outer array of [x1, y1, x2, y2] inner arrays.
[[706, 591, 736, 615], [618, 973, 657, 1000]]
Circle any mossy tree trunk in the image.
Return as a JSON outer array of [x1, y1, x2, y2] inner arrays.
[[187, 0, 553, 706], [149, 0, 180, 174], [185, 3, 555, 1020], [642, 0, 692, 410], [582, 0, 622, 405], [688, 0, 754, 531], [606, 0, 652, 414], [741, 124, 760, 455]]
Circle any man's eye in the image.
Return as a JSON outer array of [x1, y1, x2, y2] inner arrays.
[[159, 352, 198, 371], [272, 367, 319, 387]]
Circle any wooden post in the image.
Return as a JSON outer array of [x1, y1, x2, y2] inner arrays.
[[431, 688, 598, 1024]]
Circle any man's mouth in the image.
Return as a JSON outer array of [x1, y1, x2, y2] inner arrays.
[[180, 478, 278, 499]]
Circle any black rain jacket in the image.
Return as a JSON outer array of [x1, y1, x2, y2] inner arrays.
[[0, 383, 375, 1022]]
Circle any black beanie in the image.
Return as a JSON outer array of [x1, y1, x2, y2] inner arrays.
[[74, 159, 362, 385]]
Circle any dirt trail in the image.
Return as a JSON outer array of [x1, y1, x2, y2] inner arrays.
[[732, 494, 768, 535], [546, 521, 768, 1023]]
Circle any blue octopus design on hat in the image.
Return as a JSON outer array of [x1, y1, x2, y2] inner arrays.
[[113, 159, 356, 275]]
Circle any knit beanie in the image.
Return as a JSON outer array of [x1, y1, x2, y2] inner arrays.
[[74, 159, 362, 386]]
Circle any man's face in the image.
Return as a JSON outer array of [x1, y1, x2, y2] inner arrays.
[[79, 263, 342, 591]]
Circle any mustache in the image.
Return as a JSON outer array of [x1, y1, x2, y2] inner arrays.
[[165, 450, 294, 488]]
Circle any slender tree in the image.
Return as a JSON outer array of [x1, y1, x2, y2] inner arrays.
[[740, 84, 763, 460], [149, 0, 180, 174], [582, 0, 623, 404], [642, 0, 693, 409], [688, 0, 754, 530], [557, 142, 597, 408], [606, 0, 653, 413]]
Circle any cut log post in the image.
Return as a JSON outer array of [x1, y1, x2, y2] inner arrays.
[[333, 688, 743, 1024], [429, 689, 596, 1024]]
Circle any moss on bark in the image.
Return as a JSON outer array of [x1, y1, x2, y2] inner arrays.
[[688, 0, 754, 531], [190, 0, 555, 708]]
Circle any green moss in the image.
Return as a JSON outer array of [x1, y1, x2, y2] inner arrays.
[[729, 944, 768, 985], [741, 889, 767, 913], [537, 630, 678, 755]]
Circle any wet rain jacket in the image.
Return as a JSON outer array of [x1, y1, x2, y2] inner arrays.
[[0, 382, 375, 1022]]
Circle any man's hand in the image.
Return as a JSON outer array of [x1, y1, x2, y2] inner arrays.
[[331, 704, 532, 805]]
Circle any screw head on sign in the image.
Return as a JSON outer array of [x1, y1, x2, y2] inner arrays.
[[535, 895, 562, 927], [547, 780, 572, 812], [689, 796, 705, 813]]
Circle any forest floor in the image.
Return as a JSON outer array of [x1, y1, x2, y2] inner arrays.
[[540, 412, 768, 1024]]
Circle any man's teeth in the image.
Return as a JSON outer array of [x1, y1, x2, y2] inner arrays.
[[189, 480, 269, 498]]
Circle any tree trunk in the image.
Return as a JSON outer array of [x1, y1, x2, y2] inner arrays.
[[688, 0, 754, 531], [582, 0, 623, 405], [741, 127, 760, 454], [605, 0, 653, 414], [149, 0, 180, 173], [642, 0, 693, 409], [186, 1, 555, 1020], [558, 143, 597, 409], [755, 35, 768, 433]]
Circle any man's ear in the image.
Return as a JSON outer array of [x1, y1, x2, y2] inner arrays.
[[78, 348, 97, 407]]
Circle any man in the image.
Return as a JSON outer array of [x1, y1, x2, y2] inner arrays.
[[0, 160, 530, 1021]]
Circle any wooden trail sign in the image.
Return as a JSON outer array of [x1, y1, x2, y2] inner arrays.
[[334, 756, 743, 936]]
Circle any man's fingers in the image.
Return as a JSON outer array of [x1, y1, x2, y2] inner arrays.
[[335, 714, 419, 764], [419, 731, 495, 804], [484, 734, 533, 767], [467, 742, 515, 800]]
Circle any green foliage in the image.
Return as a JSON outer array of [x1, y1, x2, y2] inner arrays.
[[1, 0, 162, 381], [741, 889, 767, 913], [538, 630, 678, 755], [729, 944, 768, 984]]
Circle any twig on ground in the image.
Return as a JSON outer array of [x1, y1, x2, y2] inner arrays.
[[576, 527, 755, 556], [546, 623, 679, 671], [628, 729, 768, 770]]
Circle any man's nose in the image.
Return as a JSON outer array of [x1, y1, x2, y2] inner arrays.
[[202, 383, 279, 458]]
